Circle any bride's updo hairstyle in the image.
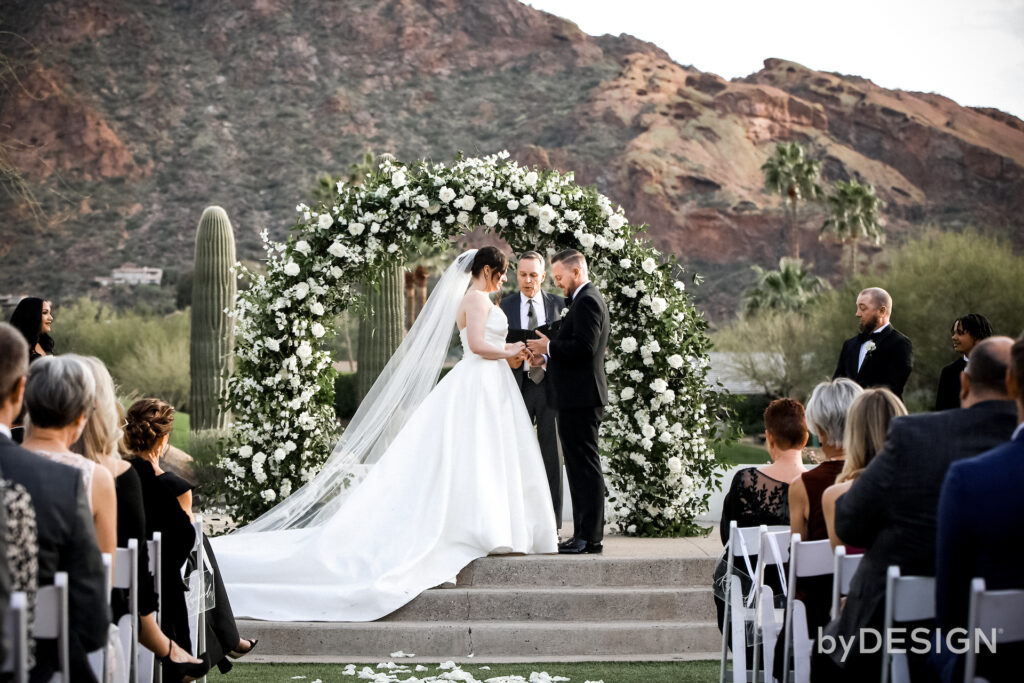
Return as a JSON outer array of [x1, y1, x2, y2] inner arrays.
[[122, 398, 175, 455], [470, 246, 508, 288]]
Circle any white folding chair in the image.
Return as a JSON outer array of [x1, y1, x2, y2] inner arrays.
[[89, 553, 114, 683], [187, 516, 207, 683], [780, 535, 832, 683], [752, 527, 791, 680], [881, 566, 935, 683], [33, 572, 70, 683], [788, 600, 812, 683], [141, 532, 163, 683], [964, 578, 1024, 683], [830, 546, 862, 620], [2, 591, 29, 683], [114, 540, 140, 683], [757, 585, 781, 683], [719, 522, 762, 683]]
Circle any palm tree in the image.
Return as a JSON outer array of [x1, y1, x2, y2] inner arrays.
[[741, 257, 830, 316], [820, 179, 885, 276], [761, 142, 823, 259]]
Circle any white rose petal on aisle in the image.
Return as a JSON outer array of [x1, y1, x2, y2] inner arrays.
[[221, 151, 728, 534]]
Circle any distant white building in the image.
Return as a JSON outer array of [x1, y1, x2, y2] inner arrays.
[[93, 264, 163, 287], [0, 294, 28, 307]]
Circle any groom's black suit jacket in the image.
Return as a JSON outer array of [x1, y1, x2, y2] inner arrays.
[[833, 325, 913, 398], [546, 282, 610, 410], [500, 290, 566, 394]]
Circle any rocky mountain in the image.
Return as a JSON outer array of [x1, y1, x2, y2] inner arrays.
[[2, 0, 1022, 320]]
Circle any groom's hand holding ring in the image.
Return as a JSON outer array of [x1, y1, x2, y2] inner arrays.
[[527, 332, 549, 356]]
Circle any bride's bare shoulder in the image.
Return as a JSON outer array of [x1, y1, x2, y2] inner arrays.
[[460, 289, 491, 308]]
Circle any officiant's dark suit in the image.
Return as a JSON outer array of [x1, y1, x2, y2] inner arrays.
[[819, 338, 1016, 680], [500, 287, 566, 526], [833, 324, 914, 398], [545, 279, 610, 548]]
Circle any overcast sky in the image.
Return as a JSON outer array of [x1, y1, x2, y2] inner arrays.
[[527, 0, 1024, 119]]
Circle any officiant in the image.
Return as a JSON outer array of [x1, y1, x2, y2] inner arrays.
[[500, 250, 566, 527]]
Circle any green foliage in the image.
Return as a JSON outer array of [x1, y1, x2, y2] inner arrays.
[[821, 179, 885, 275], [189, 206, 237, 431], [57, 298, 191, 410], [761, 141, 823, 259], [806, 229, 1024, 410], [741, 257, 829, 316]]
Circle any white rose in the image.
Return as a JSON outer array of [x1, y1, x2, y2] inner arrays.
[[296, 341, 313, 361], [348, 222, 365, 236], [608, 214, 626, 231], [611, 237, 626, 251], [265, 338, 280, 352], [238, 445, 253, 458], [387, 243, 399, 253], [650, 378, 668, 393], [460, 195, 476, 211], [457, 211, 470, 225], [310, 302, 325, 316], [295, 239, 311, 254], [391, 170, 408, 188], [620, 258, 632, 269], [663, 389, 675, 403], [439, 186, 456, 203], [329, 266, 343, 279], [311, 322, 326, 338], [620, 387, 635, 400], [620, 336, 638, 353], [648, 340, 661, 353], [549, 193, 561, 206], [294, 282, 309, 299], [578, 233, 596, 249], [667, 456, 683, 474], [520, 194, 534, 206], [650, 297, 668, 315], [668, 354, 683, 369], [642, 258, 657, 274], [642, 423, 657, 439], [261, 489, 277, 502], [327, 242, 345, 258], [629, 370, 643, 382], [524, 171, 538, 186], [427, 203, 440, 215], [621, 286, 638, 298], [674, 280, 686, 291], [507, 199, 519, 210], [627, 524, 638, 534], [537, 204, 557, 223], [605, 359, 620, 373], [483, 211, 498, 227], [317, 212, 334, 230]]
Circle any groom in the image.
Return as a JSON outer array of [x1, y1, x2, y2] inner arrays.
[[528, 249, 610, 554], [500, 251, 566, 528]]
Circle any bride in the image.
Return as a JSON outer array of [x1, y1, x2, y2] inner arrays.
[[211, 247, 558, 621]]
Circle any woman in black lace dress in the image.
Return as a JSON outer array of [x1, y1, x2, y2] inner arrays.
[[713, 398, 808, 633]]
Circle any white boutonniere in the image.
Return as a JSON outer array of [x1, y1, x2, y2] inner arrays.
[[559, 307, 569, 319], [864, 340, 877, 354]]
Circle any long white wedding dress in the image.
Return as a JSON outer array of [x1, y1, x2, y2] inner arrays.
[[211, 304, 558, 621]]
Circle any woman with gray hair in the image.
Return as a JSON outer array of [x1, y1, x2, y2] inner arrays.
[[21, 354, 117, 560], [789, 377, 864, 542]]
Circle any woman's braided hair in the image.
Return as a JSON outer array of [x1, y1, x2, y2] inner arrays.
[[122, 398, 175, 454]]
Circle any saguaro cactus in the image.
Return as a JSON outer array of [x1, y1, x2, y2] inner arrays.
[[356, 263, 405, 400], [190, 206, 237, 431]]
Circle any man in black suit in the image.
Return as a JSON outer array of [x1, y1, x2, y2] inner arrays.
[[833, 287, 913, 398], [528, 249, 610, 555], [500, 250, 566, 528], [0, 323, 109, 683], [816, 336, 1017, 681]]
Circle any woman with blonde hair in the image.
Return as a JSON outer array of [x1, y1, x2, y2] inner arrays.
[[822, 387, 908, 550], [73, 357, 209, 680]]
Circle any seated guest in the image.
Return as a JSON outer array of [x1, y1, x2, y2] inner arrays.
[[8, 298, 55, 363], [74, 357, 209, 680], [935, 313, 993, 411], [123, 399, 255, 675], [20, 355, 117, 561], [789, 378, 863, 541], [817, 337, 1017, 682], [822, 387, 907, 550], [932, 331, 1024, 683], [0, 323, 108, 683], [714, 398, 808, 634]]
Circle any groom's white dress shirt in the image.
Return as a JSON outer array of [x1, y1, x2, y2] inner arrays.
[[858, 322, 890, 371]]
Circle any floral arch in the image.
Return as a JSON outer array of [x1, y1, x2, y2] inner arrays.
[[220, 152, 728, 535]]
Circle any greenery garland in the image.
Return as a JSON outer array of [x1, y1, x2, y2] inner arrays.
[[220, 152, 728, 534]]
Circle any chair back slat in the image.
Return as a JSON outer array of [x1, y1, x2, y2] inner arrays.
[[831, 546, 863, 620], [882, 566, 935, 683], [32, 572, 70, 683], [792, 539, 833, 578], [2, 591, 29, 682]]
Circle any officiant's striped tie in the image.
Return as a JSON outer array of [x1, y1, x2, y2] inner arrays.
[[527, 299, 538, 330]]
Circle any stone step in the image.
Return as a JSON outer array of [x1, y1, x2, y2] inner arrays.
[[454, 555, 717, 587], [382, 586, 716, 622], [237, 619, 722, 658]]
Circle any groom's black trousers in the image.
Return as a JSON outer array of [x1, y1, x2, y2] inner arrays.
[[557, 406, 605, 544]]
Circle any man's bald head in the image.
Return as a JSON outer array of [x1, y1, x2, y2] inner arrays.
[[962, 336, 1014, 406]]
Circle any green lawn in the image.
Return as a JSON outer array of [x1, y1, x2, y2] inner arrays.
[[715, 441, 768, 466], [229, 660, 720, 682], [169, 410, 190, 451]]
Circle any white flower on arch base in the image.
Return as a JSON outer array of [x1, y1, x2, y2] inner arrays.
[[221, 151, 729, 535]]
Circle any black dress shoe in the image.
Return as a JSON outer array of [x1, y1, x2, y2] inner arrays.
[[557, 537, 579, 550], [557, 539, 603, 554]]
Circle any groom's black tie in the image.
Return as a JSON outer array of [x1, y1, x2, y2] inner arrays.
[[857, 328, 886, 344], [527, 299, 538, 330]]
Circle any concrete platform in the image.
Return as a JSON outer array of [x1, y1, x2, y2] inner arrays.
[[240, 534, 725, 663]]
